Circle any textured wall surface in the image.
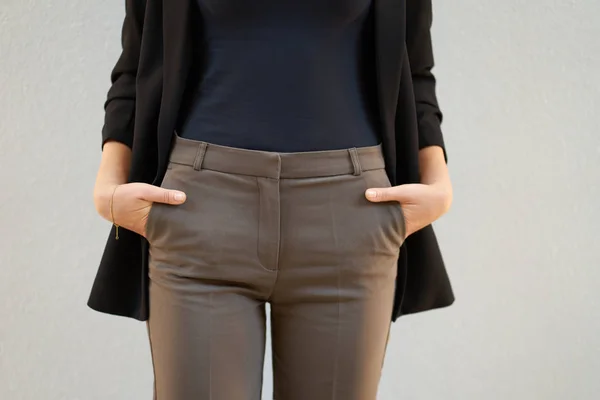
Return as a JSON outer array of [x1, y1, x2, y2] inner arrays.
[[1, 1, 599, 399]]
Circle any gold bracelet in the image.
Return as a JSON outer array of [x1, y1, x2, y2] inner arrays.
[[110, 185, 120, 240]]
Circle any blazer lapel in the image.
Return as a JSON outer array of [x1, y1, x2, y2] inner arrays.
[[374, 0, 405, 177], [156, 0, 195, 177]]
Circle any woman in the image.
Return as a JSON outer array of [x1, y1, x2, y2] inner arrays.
[[89, 0, 454, 398]]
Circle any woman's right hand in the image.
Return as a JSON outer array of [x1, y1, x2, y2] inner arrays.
[[94, 182, 187, 238]]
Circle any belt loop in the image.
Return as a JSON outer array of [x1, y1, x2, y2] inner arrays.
[[348, 148, 362, 176], [193, 142, 207, 171]]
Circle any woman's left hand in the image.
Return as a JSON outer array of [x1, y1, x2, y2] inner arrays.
[[365, 183, 452, 238]]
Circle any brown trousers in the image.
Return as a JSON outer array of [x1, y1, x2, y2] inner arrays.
[[145, 133, 406, 400]]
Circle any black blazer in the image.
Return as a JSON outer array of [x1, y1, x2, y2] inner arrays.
[[88, 0, 454, 322]]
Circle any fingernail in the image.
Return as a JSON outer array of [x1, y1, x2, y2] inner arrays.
[[366, 190, 377, 199], [174, 192, 185, 201]]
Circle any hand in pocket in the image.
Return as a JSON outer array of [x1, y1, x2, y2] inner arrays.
[[364, 183, 451, 238], [94, 182, 187, 238]]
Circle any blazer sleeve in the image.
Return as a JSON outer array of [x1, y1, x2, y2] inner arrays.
[[406, 0, 447, 162], [101, 0, 146, 150]]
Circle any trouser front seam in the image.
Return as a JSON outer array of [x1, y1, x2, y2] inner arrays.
[[255, 177, 281, 273]]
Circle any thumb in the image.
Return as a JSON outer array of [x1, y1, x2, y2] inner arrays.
[[365, 187, 396, 203], [143, 185, 187, 205]]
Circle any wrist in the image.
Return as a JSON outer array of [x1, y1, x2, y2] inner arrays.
[[430, 181, 453, 214], [418, 146, 452, 213], [93, 183, 120, 220]]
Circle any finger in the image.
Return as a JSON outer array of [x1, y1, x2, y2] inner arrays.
[[365, 187, 398, 203], [142, 186, 187, 205]]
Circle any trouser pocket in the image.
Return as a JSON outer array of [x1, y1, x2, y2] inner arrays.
[[145, 162, 189, 246], [360, 168, 406, 246]]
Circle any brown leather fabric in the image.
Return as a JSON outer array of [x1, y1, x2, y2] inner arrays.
[[146, 134, 406, 399]]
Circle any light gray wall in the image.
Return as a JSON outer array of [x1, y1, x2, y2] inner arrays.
[[1, 1, 598, 399]]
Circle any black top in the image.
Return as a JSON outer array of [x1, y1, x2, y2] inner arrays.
[[177, 0, 381, 152]]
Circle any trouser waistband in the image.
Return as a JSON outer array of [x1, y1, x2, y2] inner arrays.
[[167, 131, 386, 179]]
